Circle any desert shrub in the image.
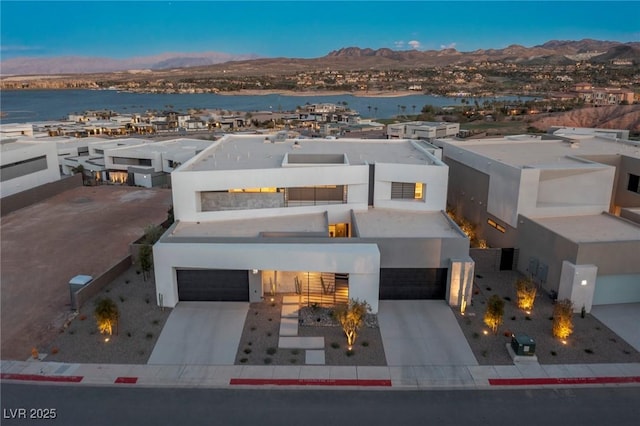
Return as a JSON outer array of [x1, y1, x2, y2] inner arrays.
[[552, 299, 574, 339], [516, 278, 537, 310]]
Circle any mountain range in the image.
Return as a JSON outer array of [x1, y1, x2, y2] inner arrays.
[[1, 39, 638, 76], [0, 51, 260, 76]]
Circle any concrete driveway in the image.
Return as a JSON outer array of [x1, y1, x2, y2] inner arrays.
[[591, 303, 640, 352], [378, 300, 478, 366], [148, 302, 248, 365]]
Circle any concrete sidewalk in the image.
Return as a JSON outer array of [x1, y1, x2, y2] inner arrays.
[[3, 359, 639, 389]]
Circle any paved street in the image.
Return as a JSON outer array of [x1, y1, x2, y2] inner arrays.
[[3, 383, 640, 426]]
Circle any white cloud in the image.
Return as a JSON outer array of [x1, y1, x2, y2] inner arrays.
[[440, 42, 457, 50], [408, 40, 421, 50], [394, 41, 405, 48]]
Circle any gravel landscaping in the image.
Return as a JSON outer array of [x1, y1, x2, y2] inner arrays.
[[42, 265, 171, 364], [40, 267, 639, 367], [454, 271, 640, 365], [233, 296, 386, 366]]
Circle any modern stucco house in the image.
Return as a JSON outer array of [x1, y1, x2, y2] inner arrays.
[[153, 135, 474, 313], [438, 131, 640, 311]]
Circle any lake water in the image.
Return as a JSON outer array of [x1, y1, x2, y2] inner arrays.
[[0, 89, 530, 124]]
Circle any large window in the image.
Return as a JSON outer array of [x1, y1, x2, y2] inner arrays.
[[112, 157, 152, 166], [0, 155, 48, 182], [391, 182, 423, 200], [228, 188, 278, 193], [628, 174, 640, 194], [286, 185, 346, 206]]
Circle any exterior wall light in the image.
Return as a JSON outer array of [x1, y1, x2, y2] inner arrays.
[[252, 269, 258, 275], [581, 279, 587, 286]]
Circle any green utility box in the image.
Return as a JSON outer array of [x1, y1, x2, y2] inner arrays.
[[511, 333, 536, 356]]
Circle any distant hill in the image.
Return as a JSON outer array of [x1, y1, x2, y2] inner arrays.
[[530, 105, 640, 133], [1, 39, 638, 76]]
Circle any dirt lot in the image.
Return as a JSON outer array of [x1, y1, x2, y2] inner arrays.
[[0, 185, 172, 360]]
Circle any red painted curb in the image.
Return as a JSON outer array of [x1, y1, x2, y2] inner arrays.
[[230, 378, 392, 387], [1, 373, 83, 383], [489, 376, 640, 386], [114, 376, 138, 384]]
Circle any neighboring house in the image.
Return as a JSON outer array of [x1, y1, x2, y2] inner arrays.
[[153, 135, 474, 313], [572, 83, 635, 105], [103, 138, 213, 187], [0, 138, 60, 198], [387, 121, 460, 140], [439, 132, 640, 311], [0, 123, 34, 138]]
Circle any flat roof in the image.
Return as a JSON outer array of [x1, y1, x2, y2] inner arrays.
[[0, 139, 42, 152], [532, 213, 640, 243], [184, 135, 440, 171], [443, 134, 640, 168], [105, 138, 212, 156], [354, 208, 465, 239], [170, 212, 328, 238]]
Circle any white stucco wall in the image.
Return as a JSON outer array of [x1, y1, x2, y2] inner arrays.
[[373, 162, 448, 211], [153, 242, 381, 312], [519, 166, 615, 219], [558, 261, 598, 313], [0, 142, 60, 198]]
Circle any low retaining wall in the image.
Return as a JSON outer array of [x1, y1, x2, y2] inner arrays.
[[470, 247, 519, 273], [75, 256, 132, 309], [1, 174, 82, 217]]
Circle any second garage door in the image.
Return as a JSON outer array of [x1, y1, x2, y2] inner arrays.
[[379, 268, 447, 299], [176, 269, 249, 301]]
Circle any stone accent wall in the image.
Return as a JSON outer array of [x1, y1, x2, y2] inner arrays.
[[201, 192, 284, 211]]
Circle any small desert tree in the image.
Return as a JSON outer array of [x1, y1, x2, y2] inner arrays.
[[142, 224, 164, 245], [334, 298, 370, 349], [138, 244, 153, 281], [553, 299, 574, 339], [516, 277, 537, 311], [484, 294, 505, 334], [94, 297, 119, 336]]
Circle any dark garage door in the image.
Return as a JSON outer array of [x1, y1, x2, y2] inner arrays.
[[379, 268, 447, 299], [177, 269, 249, 301]]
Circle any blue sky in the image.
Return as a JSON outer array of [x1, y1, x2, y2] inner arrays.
[[1, 1, 639, 60]]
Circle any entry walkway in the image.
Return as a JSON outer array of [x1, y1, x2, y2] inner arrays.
[[148, 302, 248, 365], [278, 295, 325, 364]]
